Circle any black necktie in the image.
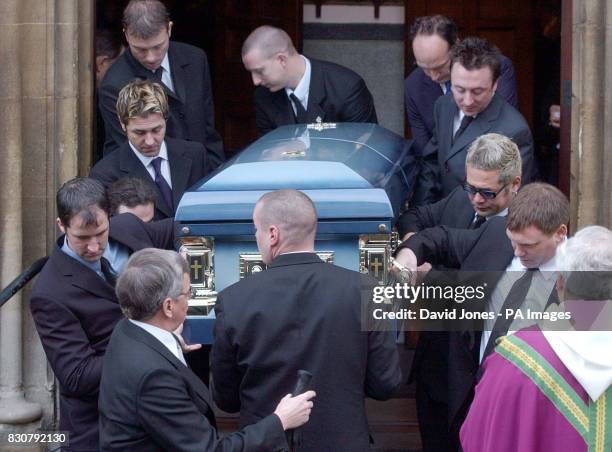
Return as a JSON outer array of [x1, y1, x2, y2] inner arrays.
[[444, 80, 452, 94], [469, 214, 486, 229], [151, 157, 173, 211], [289, 93, 308, 123], [100, 257, 117, 287], [453, 115, 473, 144], [152, 66, 163, 82], [483, 269, 536, 358]]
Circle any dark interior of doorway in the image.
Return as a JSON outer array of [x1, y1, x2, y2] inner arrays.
[[94, 0, 217, 164]]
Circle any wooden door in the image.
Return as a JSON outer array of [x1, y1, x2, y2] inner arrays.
[[405, 0, 535, 128], [213, 1, 303, 157]]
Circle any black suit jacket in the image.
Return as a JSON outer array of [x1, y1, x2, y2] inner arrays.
[[212, 253, 401, 451], [404, 54, 518, 155], [396, 186, 479, 413], [396, 185, 475, 238], [30, 214, 174, 452], [90, 137, 207, 220], [397, 218, 514, 439], [254, 58, 378, 135], [414, 93, 534, 205], [99, 41, 224, 169], [99, 319, 287, 452]]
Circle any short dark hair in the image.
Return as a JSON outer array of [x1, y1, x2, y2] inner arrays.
[[409, 15, 458, 47], [95, 29, 123, 59], [450, 37, 502, 82], [507, 183, 569, 235], [57, 177, 110, 227], [108, 177, 157, 215], [122, 0, 170, 39]]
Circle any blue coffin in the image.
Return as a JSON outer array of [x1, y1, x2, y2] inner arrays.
[[175, 123, 418, 344]]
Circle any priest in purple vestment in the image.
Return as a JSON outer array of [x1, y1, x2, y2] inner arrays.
[[461, 225, 612, 452]]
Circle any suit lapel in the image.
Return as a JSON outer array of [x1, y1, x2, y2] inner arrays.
[[167, 43, 187, 104], [125, 47, 181, 103], [119, 145, 173, 218], [166, 139, 191, 208], [271, 91, 296, 126], [52, 243, 117, 302], [446, 94, 504, 162], [305, 60, 327, 122], [439, 97, 457, 160], [123, 319, 214, 411]]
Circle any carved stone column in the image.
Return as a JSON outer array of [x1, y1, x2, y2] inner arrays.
[[0, 0, 93, 447], [570, 0, 612, 228]]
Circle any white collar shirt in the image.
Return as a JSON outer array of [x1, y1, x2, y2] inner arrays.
[[286, 56, 311, 115], [129, 319, 186, 365], [479, 239, 566, 362], [129, 140, 172, 188]]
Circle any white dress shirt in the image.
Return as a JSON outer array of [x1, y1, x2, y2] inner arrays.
[[129, 319, 186, 365], [479, 240, 566, 362], [129, 140, 173, 188], [154, 52, 174, 92], [286, 56, 311, 115]]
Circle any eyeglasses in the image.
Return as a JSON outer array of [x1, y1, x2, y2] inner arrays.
[[178, 287, 195, 299], [463, 182, 508, 200]]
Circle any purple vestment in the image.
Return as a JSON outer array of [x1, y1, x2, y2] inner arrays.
[[460, 328, 595, 451]]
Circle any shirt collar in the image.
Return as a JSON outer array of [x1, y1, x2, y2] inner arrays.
[[494, 207, 508, 218], [60, 236, 119, 275], [129, 140, 169, 168], [159, 52, 171, 76], [61, 236, 101, 273], [507, 237, 567, 276], [285, 56, 311, 105], [129, 319, 183, 361]]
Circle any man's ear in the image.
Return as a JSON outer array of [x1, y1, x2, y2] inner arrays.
[[511, 176, 521, 193], [161, 297, 174, 318], [120, 120, 127, 133], [277, 52, 288, 68], [167, 21, 173, 38], [57, 217, 67, 234], [269, 224, 280, 247], [556, 224, 568, 241]]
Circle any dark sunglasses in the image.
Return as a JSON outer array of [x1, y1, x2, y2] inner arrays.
[[463, 182, 508, 200]]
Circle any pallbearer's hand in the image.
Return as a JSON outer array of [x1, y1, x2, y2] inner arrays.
[[274, 391, 316, 430]]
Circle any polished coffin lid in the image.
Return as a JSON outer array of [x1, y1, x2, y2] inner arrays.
[[175, 123, 417, 226]]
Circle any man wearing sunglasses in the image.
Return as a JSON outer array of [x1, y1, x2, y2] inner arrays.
[[396, 132, 521, 451], [397, 133, 522, 240], [394, 182, 568, 450]]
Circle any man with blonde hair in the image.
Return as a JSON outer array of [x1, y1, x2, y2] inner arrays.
[[242, 25, 377, 134], [396, 132, 522, 451], [91, 79, 207, 220], [99, 0, 224, 167], [395, 182, 569, 448], [398, 132, 522, 239]]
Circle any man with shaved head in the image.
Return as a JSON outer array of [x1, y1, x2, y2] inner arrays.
[[212, 189, 401, 451], [242, 25, 378, 135]]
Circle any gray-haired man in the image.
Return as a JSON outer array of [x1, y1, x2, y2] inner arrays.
[[99, 248, 315, 451]]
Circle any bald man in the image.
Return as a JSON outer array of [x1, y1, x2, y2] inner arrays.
[[242, 25, 378, 135], [212, 189, 401, 451]]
